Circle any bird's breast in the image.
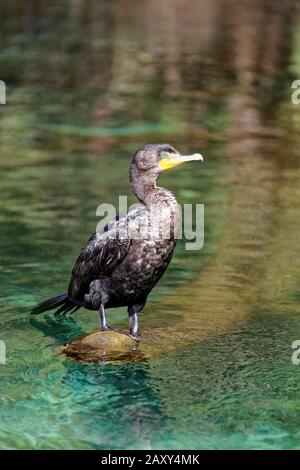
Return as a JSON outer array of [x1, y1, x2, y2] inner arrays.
[[103, 238, 176, 304], [128, 202, 180, 241]]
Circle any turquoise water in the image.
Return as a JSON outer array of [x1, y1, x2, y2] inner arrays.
[[1, 0, 300, 449]]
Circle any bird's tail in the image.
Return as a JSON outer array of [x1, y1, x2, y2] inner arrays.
[[31, 293, 81, 316]]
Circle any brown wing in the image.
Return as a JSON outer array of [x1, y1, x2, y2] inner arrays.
[[68, 229, 131, 300]]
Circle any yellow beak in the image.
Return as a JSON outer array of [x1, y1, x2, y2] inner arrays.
[[159, 153, 204, 171]]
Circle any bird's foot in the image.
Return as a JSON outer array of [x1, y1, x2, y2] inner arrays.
[[128, 329, 139, 342], [100, 324, 116, 333], [100, 325, 129, 336], [100, 323, 139, 342], [129, 334, 139, 342]]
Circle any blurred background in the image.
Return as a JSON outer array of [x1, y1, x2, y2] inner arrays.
[[1, 0, 300, 450]]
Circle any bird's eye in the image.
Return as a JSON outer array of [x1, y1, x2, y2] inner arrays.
[[161, 151, 171, 159]]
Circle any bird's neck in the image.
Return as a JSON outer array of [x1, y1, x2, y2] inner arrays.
[[131, 174, 180, 240], [132, 175, 177, 208]]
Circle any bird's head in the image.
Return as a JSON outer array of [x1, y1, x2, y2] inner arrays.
[[129, 143, 204, 203], [130, 143, 203, 177]]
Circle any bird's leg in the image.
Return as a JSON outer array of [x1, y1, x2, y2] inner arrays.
[[99, 305, 111, 331], [128, 303, 145, 338], [129, 311, 138, 338], [99, 305, 122, 334]]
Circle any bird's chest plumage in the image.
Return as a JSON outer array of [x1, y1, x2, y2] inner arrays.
[[104, 238, 176, 304]]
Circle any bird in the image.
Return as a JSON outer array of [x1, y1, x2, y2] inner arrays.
[[31, 144, 203, 338]]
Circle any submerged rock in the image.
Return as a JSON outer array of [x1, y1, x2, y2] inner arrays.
[[62, 330, 145, 363]]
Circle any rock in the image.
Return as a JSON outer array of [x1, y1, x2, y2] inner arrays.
[[62, 330, 145, 363]]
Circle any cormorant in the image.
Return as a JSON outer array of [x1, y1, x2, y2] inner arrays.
[[32, 144, 203, 337]]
